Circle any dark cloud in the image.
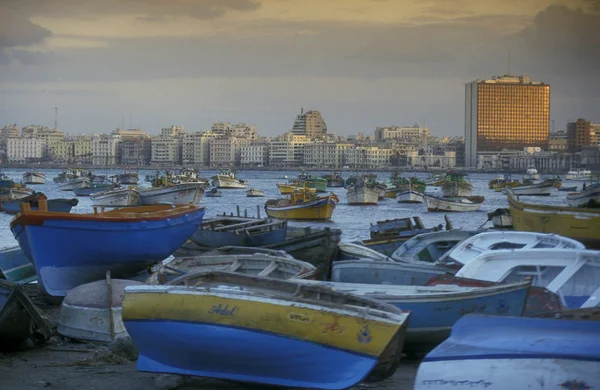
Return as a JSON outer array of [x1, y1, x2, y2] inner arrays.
[[0, 7, 51, 48], [4, 0, 260, 20]]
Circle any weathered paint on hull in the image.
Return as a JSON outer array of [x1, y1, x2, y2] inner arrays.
[[508, 191, 600, 249], [266, 197, 336, 221], [0, 246, 36, 284]]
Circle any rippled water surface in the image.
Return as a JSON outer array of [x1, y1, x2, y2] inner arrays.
[[0, 168, 575, 249]]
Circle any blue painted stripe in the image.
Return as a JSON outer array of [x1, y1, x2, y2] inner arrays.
[[423, 353, 600, 363]]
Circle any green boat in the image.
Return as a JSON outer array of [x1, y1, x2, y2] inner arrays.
[[290, 172, 328, 193], [0, 246, 36, 284]]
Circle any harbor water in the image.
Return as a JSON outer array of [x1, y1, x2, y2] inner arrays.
[[0, 168, 572, 249]]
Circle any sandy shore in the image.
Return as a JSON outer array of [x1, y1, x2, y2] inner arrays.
[[1, 285, 419, 390]]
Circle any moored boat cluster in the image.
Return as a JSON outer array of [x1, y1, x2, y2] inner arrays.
[[1, 167, 599, 390]]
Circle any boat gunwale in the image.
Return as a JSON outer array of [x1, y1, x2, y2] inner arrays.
[[507, 189, 600, 215]]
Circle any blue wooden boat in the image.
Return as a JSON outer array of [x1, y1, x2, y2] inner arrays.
[[10, 202, 205, 297], [1, 194, 78, 215], [189, 216, 288, 249], [297, 279, 531, 352], [122, 271, 411, 389], [73, 183, 118, 196], [369, 217, 442, 240], [414, 312, 600, 390], [0, 246, 36, 284]]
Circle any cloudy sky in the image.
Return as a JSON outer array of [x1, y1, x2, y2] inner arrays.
[[0, 0, 598, 137]]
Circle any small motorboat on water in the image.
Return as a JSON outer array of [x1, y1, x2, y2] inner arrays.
[[246, 188, 265, 197], [424, 194, 484, 212], [203, 188, 222, 197]]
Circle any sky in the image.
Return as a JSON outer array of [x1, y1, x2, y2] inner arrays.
[[0, 0, 599, 137]]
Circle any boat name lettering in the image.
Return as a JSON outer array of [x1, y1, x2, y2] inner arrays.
[[421, 379, 493, 388], [459, 304, 487, 316], [208, 304, 238, 317], [288, 313, 312, 323]]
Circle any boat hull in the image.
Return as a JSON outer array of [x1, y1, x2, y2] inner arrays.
[[190, 219, 288, 248], [566, 186, 600, 208], [123, 287, 403, 389], [510, 183, 554, 196], [211, 175, 248, 189], [2, 198, 78, 215], [326, 178, 345, 187], [58, 178, 90, 191], [73, 184, 117, 196], [22, 173, 46, 185], [11, 206, 205, 296], [266, 195, 337, 221], [0, 246, 36, 284], [424, 195, 482, 212], [332, 260, 454, 286], [117, 173, 139, 185], [140, 184, 203, 205], [507, 191, 600, 248], [396, 190, 424, 203], [91, 188, 140, 207], [347, 187, 379, 205]]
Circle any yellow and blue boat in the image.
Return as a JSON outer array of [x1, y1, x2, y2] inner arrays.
[[265, 190, 338, 221], [122, 271, 410, 389], [507, 189, 600, 249], [10, 202, 205, 296], [277, 183, 316, 195]]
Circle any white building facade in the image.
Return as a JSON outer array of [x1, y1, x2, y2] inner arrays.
[[269, 133, 307, 167], [182, 131, 219, 166], [240, 144, 269, 166], [92, 136, 121, 166], [7, 138, 44, 163]]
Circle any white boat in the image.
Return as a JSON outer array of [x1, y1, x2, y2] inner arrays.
[[347, 185, 379, 205], [7, 187, 34, 199], [391, 230, 478, 263], [522, 166, 540, 181], [246, 188, 265, 197], [438, 231, 585, 268], [90, 187, 140, 207], [424, 194, 483, 212], [117, 172, 139, 185], [58, 177, 90, 191], [508, 180, 555, 196], [139, 183, 204, 205], [566, 183, 600, 208], [566, 168, 592, 181], [22, 171, 46, 185], [413, 313, 600, 390], [396, 189, 424, 203], [210, 170, 248, 189], [455, 249, 600, 309]]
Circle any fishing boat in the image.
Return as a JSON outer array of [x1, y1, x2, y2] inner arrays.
[[391, 230, 478, 263], [322, 171, 345, 187], [507, 189, 600, 248], [486, 208, 513, 229], [22, 171, 46, 185], [117, 170, 139, 185], [424, 194, 484, 212], [246, 188, 265, 197], [90, 187, 140, 207], [265, 191, 338, 221], [145, 253, 317, 284], [559, 185, 577, 192], [296, 279, 530, 352], [10, 202, 205, 296], [139, 183, 204, 205], [0, 173, 15, 189], [440, 172, 473, 197], [413, 314, 600, 390], [0, 279, 52, 351], [456, 248, 600, 309], [508, 179, 555, 196], [565, 168, 592, 181], [522, 166, 540, 181], [332, 259, 455, 286], [369, 216, 440, 241], [211, 169, 248, 189], [203, 187, 222, 197], [1, 193, 79, 214], [289, 172, 328, 193], [277, 183, 316, 195], [58, 276, 143, 342], [0, 246, 37, 284], [52, 168, 88, 184], [566, 183, 600, 208], [488, 174, 517, 189], [346, 184, 379, 205], [187, 216, 288, 249], [438, 231, 585, 268], [58, 177, 90, 191], [396, 189, 424, 203], [122, 271, 411, 388], [386, 177, 426, 199], [73, 182, 119, 196]]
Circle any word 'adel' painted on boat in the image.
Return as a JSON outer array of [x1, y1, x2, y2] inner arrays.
[[208, 304, 238, 317]]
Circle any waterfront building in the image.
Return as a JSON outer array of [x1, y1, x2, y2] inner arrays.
[[465, 74, 551, 167], [92, 135, 120, 166], [151, 136, 182, 166], [211, 122, 258, 141], [374, 125, 430, 145], [303, 142, 353, 168], [240, 144, 269, 167], [344, 146, 393, 169], [406, 150, 456, 169], [7, 138, 44, 163], [269, 133, 308, 167], [291, 109, 327, 139], [48, 140, 74, 163], [209, 136, 250, 167], [161, 125, 185, 138], [567, 119, 600, 152], [1, 124, 19, 139], [182, 131, 219, 166], [73, 136, 94, 164]]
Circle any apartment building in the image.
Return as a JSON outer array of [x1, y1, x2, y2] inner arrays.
[[211, 122, 258, 141], [344, 146, 394, 169], [303, 142, 353, 168], [269, 133, 308, 167], [73, 136, 94, 163], [151, 136, 182, 166], [374, 125, 430, 144], [240, 144, 269, 167], [92, 136, 120, 166], [1, 124, 19, 139], [182, 131, 219, 166], [7, 138, 44, 163], [209, 137, 251, 167]]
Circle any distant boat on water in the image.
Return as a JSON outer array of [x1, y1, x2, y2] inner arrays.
[[22, 171, 46, 185]]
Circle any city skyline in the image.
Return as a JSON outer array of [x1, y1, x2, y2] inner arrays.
[[1, 1, 599, 136]]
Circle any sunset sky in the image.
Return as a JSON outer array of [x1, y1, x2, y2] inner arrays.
[[0, 0, 598, 136]]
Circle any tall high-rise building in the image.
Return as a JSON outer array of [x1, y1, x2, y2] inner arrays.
[[567, 118, 600, 152], [291, 108, 327, 139], [465, 75, 550, 167]]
